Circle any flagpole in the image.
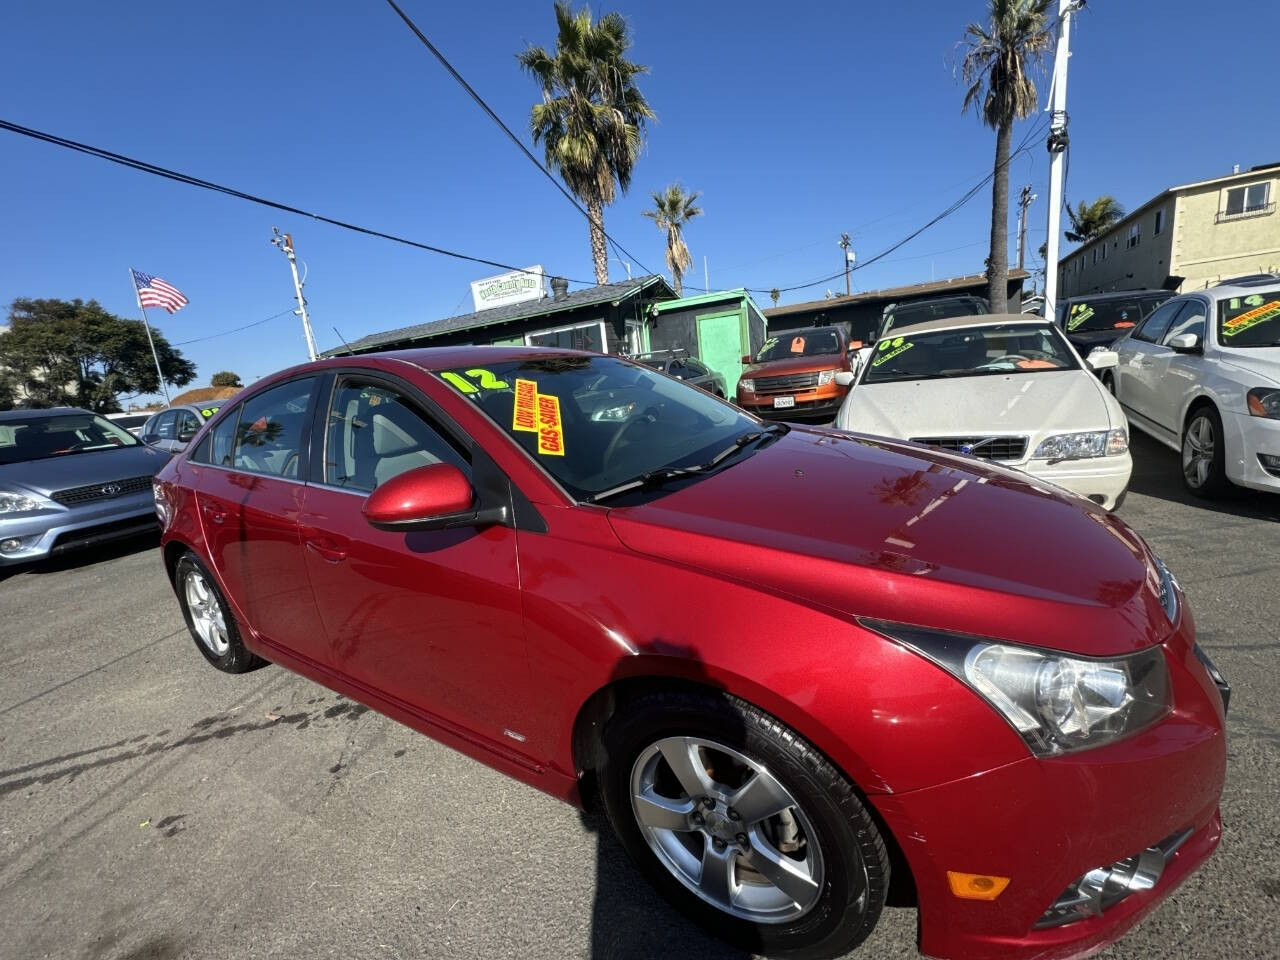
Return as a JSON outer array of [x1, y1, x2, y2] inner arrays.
[[130, 268, 171, 405]]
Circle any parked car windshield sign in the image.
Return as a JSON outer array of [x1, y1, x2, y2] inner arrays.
[[439, 355, 760, 500], [1065, 297, 1154, 333], [1218, 289, 1280, 347], [862, 323, 1080, 384], [0, 412, 140, 465], [756, 329, 840, 361]]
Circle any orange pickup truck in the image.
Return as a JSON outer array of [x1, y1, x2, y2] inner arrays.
[[736, 326, 860, 422]]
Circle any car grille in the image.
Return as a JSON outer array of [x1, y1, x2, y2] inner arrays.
[[910, 436, 1028, 462], [50, 474, 154, 506], [754, 372, 820, 395]]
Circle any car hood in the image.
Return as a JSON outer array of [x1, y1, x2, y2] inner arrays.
[[838, 370, 1114, 439], [0, 444, 167, 498], [743, 354, 845, 378], [608, 428, 1169, 656], [1217, 346, 1280, 386]]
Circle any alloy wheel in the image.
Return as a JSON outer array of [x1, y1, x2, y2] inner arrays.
[[629, 736, 829, 923], [1182, 415, 1215, 489], [184, 567, 229, 656]]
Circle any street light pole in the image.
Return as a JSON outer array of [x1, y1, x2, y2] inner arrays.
[[271, 227, 318, 361], [1017, 184, 1037, 271], [1043, 0, 1082, 320], [839, 233, 853, 297]]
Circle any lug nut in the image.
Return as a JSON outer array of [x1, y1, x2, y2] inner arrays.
[[736, 833, 749, 846], [712, 838, 727, 852], [727, 808, 740, 821], [702, 797, 716, 810], [691, 812, 704, 827]]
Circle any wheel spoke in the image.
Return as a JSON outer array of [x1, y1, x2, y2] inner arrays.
[[728, 769, 793, 826], [743, 833, 821, 907], [698, 841, 736, 907], [633, 788, 696, 831], [656, 737, 714, 798]]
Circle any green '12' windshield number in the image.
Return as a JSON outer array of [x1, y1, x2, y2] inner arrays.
[[441, 368, 510, 393]]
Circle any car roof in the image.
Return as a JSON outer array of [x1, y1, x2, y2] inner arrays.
[[1203, 281, 1280, 301], [0, 406, 91, 421], [1063, 289, 1170, 303], [895, 294, 986, 307], [770, 325, 844, 337], [887, 313, 1051, 338]]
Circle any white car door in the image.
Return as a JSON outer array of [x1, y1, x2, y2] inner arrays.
[[1115, 298, 1184, 434], [1151, 298, 1211, 432]]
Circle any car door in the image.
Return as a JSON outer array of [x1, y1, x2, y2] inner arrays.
[[296, 371, 530, 746], [1151, 298, 1211, 430], [1115, 298, 1184, 429], [192, 376, 330, 664]]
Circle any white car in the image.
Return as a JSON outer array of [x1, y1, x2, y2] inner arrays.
[[1106, 280, 1280, 497], [836, 315, 1132, 509]]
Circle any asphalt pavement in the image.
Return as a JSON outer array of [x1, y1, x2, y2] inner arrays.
[[0, 431, 1276, 960]]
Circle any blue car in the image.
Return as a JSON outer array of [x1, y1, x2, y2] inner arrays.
[[0, 407, 168, 565]]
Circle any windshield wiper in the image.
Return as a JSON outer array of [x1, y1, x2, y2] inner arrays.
[[587, 425, 787, 504]]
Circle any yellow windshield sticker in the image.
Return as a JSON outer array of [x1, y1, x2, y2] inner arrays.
[[1223, 300, 1280, 337], [872, 336, 913, 367], [466, 368, 510, 390], [441, 371, 478, 393], [1066, 305, 1095, 331], [200, 406, 220, 418], [1244, 295, 1265, 306], [512, 378, 538, 432], [535, 392, 565, 456]]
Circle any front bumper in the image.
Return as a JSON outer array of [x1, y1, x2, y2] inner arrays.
[[0, 491, 158, 565], [873, 608, 1226, 960], [1022, 452, 1133, 510], [1222, 409, 1280, 494], [739, 394, 846, 422]]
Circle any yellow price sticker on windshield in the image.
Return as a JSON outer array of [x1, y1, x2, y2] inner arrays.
[[535, 393, 565, 456], [1067, 306, 1094, 331], [512, 378, 538, 432], [1223, 300, 1280, 337], [872, 336, 913, 367]]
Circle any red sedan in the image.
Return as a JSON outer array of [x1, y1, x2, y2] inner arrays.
[[155, 347, 1228, 960]]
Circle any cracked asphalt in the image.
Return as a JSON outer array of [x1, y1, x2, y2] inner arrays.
[[0, 431, 1276, 960]]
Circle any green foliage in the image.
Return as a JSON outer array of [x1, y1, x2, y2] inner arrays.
[[210, 370, 243, 388], [642, 183, 703, 296], [1065, 196, 1126, 244], [0, 298, 195, 412], [518, 2, 655, 283]]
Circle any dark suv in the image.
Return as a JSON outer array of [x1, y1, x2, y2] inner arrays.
[[878, 294, 989, 341], [1055, 290, 1173, 355]]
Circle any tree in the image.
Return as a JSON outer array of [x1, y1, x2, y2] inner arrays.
[[210, 370, 243, 388], [518, 2, 655, 285], [960, 0, 1053, 312], [641, 184, 703, 296], [1065, 195, 1126, 244], [770, 288, 781, 308], [0, 298, 195, 412]]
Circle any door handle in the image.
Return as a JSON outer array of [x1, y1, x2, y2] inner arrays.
[[305, 537, 347, 563], [202, 503, 226, 524]]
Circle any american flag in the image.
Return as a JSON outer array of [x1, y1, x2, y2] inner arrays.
[[131, 269, 189, 314]]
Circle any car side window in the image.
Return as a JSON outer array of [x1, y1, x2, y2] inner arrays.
[[145, 411, 175, 442], [685, 359, 709, 377], [1161, 301, 1208, 347], [324, 378, 468, 493], [1132, 300, 1183, 344], [205, 407, 241, 466], [176, 409, 201, 442], [230, 378, 315, 478]]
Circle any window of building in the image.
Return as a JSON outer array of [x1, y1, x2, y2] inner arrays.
[[1101, 241, 1108, 261], [1154, 209, 1165, 235], [1092, 248, 1097, 265], [1220, 181, 1272, 220], [525, 320, 605, 352], [1127, 223, 1141, 248], [1079, 256, 1086, 273]]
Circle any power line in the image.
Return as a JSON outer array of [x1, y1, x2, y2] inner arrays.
[[171, 307, 297, 347], [0, 118, 597, 287], [381, 0, 657, 279]]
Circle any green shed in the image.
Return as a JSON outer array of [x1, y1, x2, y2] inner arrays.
[[646, 289, 769, 395]]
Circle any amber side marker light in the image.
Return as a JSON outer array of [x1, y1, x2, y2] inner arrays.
[[947, 871, 1011, 901]]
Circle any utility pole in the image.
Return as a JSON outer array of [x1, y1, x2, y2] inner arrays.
[[271, 227, 318, 361], [1043, 0, 1083, 321], [1016, 184, 1037, 271], [839, 233, 853, 297]]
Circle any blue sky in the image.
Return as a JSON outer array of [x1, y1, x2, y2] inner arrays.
[[2, 0, 1275, 404]]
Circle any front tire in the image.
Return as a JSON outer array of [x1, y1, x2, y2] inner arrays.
[[1181, 405, 1230, 498], [175, 552, 266, 673], [599, 690, 889, 959]]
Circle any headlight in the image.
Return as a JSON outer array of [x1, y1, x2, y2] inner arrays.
[[590, 402, 636, 422], [862, 619, 1169, 756], [1247, 388, 1280, 419], [817, 369, 837, 386], [738, 379, 755, 393], [0, 491, 46, 515], [1032, 429, 1128, 461]]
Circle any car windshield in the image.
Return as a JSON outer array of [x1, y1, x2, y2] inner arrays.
[[883, 299, 987, 336], [0, 412, 141, 465], [756, 330, 841, 362], [1064, 297, 1160, 333], [438, 355, 762, 500], [861, 323, 1080, 384], [1218, 289, 1280, 347]]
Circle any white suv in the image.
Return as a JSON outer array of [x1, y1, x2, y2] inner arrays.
[[1107, 280, 1280, 497]]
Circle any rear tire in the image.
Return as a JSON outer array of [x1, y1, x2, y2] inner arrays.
[[175, 552, 266, 673], [1181, 405, 1230, 498], [599, 689, 889, 959]]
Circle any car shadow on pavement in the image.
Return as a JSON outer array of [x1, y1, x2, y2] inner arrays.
[[1126, 433, 1278, 521], [0, 530, 160, 583]]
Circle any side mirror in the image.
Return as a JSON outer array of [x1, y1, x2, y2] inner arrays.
[[1086, 349, 1119, 371], [363, 463, 493, 531], [177, 429, 198, 444], [834, 371, 856, 387], [1168, 333, 1201, 353]]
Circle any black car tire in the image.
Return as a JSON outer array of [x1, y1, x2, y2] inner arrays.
[[174, 551, 267, 673], [600, 689, 889, 959], [1181, 405, 1231, 499]]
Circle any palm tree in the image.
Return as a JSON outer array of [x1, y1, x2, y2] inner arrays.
[[960, 0, 1053, 312], [642, 184, 703, 295], [1065, 195, 1126, 243], [769, 288, 780, 308], [518, 2, 655, 285]]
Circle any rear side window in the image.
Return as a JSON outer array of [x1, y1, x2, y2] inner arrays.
[[323, 378, 467, 492], [230, 378, 315, 478], [205, 407, 241, 466], [1132, 300, 1183, 344]]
